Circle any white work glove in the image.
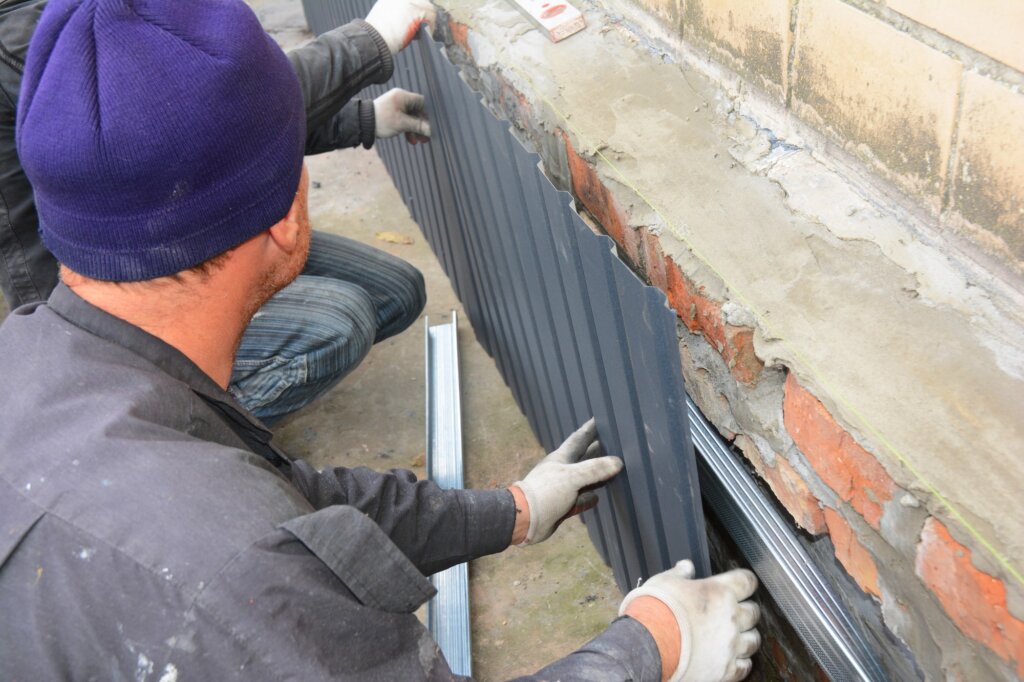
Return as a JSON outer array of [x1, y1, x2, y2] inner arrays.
[[620, 560, 761, 682], [513, 418, 623, 545], [374, 88, 431, 144], [365, 0, 436, 55]]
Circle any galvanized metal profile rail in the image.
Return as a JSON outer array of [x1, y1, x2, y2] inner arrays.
[[425, 312, 471, 677], [688, 397, 886, 682]]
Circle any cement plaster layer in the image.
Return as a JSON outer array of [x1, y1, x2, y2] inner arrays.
[[442, 0, 1024, 580]]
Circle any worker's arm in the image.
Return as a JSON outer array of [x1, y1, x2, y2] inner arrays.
[[304, 88, 430, 155], [289, 459, 515, 576], [287, 419, 620, 576], [287, 20, 393, 145], [287, 0, 435, 153], [187, 514, 757, 682], [182, 508, 668, 681]]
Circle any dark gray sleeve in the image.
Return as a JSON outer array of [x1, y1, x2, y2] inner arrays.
[[305, 99, 375, 154], [512, 618, 664, 682], [287, 19, 392, 153], [189, 525, 662, 682], [0, 2, 59, 307], [289, 460, 516, 575]]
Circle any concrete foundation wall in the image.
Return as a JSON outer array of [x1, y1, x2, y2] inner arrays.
[[435, 0, 1024, 678]]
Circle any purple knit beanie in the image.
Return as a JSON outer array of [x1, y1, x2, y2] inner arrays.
[[17, 0, 306, 281]]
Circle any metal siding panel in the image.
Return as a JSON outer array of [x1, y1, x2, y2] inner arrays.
[[303, 0, 707, 604], [304, 6, 891, 678]]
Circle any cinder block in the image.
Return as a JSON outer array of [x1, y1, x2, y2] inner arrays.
[[950, 71, 1024, 264], [886, 0, 1024, 72], [782, 373, 895, 529], [683, 0, 793, 100], [825, 508, 881, 597], [916, 517, 1024, 676], [635, 0, 683, 35], [791, 0, 961, 202]]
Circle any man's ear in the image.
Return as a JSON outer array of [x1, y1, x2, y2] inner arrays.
[[267, 195, 303, 255]]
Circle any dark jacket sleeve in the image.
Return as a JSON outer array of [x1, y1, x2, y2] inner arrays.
[[513, 618, 663, 682], [0, 0, 58, 307], [289, 460, 516, 576], [189, 524, 664, 681], [288, 19, 392, 153], [305, 99, 375, 154]]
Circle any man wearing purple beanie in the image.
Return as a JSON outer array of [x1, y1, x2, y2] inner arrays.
[[0, 0, 433, 426], [0, 0, 762, 680]]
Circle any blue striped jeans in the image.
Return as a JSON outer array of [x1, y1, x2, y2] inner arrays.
[[229, 230, 425, 425]]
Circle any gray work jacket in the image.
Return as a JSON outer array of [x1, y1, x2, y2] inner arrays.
[[0, 286, 662, 680]]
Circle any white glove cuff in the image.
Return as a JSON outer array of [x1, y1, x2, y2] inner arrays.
[[511, 480, 541, 545], [619, 587, 693, 682]]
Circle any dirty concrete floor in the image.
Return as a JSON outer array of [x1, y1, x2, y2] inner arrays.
[[0, 1, 624, 678]]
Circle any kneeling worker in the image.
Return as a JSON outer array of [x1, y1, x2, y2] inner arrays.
[[0, 0, 760, 680]]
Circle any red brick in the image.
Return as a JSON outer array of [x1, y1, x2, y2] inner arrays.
[[916, 518, 1024, 676], [783, 374, 894, 529], [824, 508, 880, 597], [640, 228, 668, 292], [559, 133, 647, 268], [665, 256, 725, 345], [724, 325, 764, 385], [448, 19, 470, 54], [664, 258, 763, 385], [498, 78, 531, 132], [736, 436, 825, 534], [561, 132, 628, 251]]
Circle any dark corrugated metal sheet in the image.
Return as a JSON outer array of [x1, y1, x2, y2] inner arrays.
[[301, 1, 711, 589]]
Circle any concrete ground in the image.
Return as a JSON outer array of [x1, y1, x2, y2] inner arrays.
[[0, 1, 624, 678]]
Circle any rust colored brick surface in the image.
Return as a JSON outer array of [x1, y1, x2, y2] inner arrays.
[[824, 508, 881, 597], [448, 18, 470, 54], [916, 517, 1024, 676], [736, 435, 826, 534], [782, 373, 894, 528], [639, 228, 667, 291], [664, 257, 763, 385], [561, 132, 639, 263]]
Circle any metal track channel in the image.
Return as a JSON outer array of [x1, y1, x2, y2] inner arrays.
[[425, 312, 471, 676], [688, 397, 886, 682]]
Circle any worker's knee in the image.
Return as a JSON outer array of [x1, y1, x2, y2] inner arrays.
[[231, 276, 377, 422]]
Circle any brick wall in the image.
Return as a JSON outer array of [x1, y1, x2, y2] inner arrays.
[[437, 2, 1023, 677], [644, 0, 1024, 271]]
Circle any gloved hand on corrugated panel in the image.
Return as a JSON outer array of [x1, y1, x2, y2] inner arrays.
[[365, 0, 436, 55], [511, 418, 624, 545], [621, 560, 762, 682], [373, 88, 431, 144]]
